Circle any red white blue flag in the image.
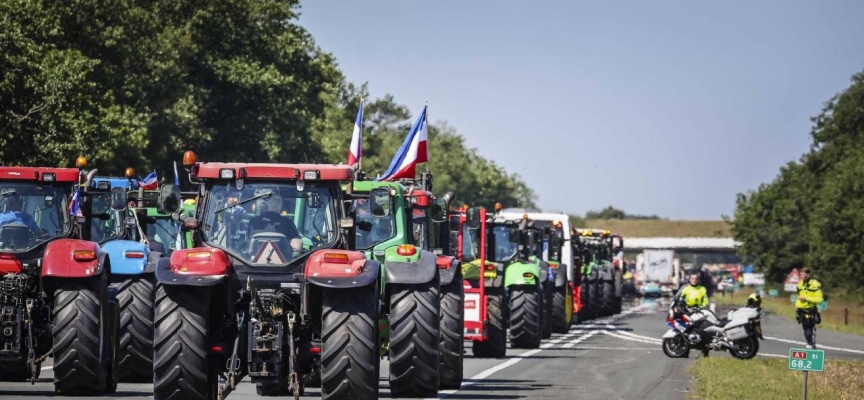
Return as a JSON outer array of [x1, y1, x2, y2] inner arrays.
[[377, 105, 428, 181]]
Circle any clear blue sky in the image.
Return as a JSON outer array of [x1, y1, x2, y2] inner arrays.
[[298, 1, 864, 220]]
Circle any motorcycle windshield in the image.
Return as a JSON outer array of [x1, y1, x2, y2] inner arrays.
[[200, 181, 339, 267], [0, 182, 72, 252]]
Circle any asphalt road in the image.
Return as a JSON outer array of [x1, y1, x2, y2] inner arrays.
[[3, 297, 862, 400]]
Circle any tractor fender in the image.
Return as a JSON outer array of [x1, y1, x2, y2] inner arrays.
[[385, 249, 438, 285], [41, 238, 106, 278], [538, 260, 550, 283], [155, 248, 231, 286], [143, 250, 162, 274], [305, 250, 380, 288], [437, 255, 461, 285], [101, 240, 149, 275], [504, 261, 540, 287], [484, 262, 504, 288], [554, 263, 569, 287]]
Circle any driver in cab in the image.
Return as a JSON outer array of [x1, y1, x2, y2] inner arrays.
[[249, 192, 303, 253], [0, 194, 41, 233]]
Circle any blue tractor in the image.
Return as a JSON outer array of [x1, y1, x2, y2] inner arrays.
[[90, 175, 166, 383]]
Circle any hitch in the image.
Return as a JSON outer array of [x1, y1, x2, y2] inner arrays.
[[218, 311, 246, 400]]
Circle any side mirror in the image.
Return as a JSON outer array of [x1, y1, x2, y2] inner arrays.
[[549, 235, 561, 249], [157, 184, 182, 214], [466, 207, 480, 229], [110, 187, 128, 211], [369, 188, 391, 217], [430, 199, 447, 222], [44, 195, 55, 208], [307, 192, 322, 208]]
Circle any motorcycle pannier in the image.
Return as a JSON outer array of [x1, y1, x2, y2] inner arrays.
[[725, 325, 748, 340]]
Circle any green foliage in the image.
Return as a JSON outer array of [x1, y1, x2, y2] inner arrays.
[[731, 70, 864, 292], [0, 0, 536, 209]]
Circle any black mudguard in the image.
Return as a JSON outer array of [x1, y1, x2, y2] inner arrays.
[[484, 263, 504, 288], [439, 259, 461, 285], [307, 260, 381, 289], [154, 257, 228, 286], [142, 251, 162, 274], [385, 250, 438, 285]]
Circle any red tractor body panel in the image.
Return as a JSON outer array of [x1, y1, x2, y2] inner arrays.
[[169, 248, 232, 276], [41, 239, 101, 278]]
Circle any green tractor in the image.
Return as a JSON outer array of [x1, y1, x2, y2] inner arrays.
[[574, 229, 624, 320], [348, 171, 463, 396], [475, 212, 550, 349]]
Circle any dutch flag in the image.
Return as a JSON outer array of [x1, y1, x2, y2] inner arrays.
[[69, 186, 82, 216], [377, 105, 428, 181], [347, 99, 364, 169], [138, 171, 158, 190]]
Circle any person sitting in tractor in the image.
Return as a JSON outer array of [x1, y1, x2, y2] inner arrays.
[[248, 192, 302, 253], [0, 194, 41, 233]]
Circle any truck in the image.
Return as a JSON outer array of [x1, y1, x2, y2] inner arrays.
[[637, 249, 679, 297]]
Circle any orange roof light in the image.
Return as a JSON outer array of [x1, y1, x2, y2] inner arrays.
[[125, 167, 134, 178], [396, 244, 417, 256], [494, 202, 503, 211], [75, 156, 87, 169], [182, 150, 197, 167]]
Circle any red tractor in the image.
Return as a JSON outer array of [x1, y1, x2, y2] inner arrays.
[[0, 157, 121, 394], [152, 151, 382, 400]]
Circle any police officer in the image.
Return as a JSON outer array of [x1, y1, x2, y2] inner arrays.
[[676, 272, 709, 310], [795, 267, 823, 349]]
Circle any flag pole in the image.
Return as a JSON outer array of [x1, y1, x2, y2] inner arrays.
[[359, 97, 364, 172], [425, 99, 429, 173]]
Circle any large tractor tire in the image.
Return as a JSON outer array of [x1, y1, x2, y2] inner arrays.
[[52, 276, 111, 395], [590, 275, 605, 318], [114, 275, 155, 382], [472, 290, 507, 358], [541, 281, 553, 339], [321, 281, 380, 400], [579, 280, 593, 322], [153, 285, 216, 400], [601, 280, 616, 317], [509, 284, 542, 349], [551, 284, 573, 333], [389, 273, 441, 398], [613, 269, 624, 314], [438, 276, 464, 390]]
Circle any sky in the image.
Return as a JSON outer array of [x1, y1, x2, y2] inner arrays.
[[297, 1, 864, 220]]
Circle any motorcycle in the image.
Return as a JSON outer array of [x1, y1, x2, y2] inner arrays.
[[661, 300, 763, 359]]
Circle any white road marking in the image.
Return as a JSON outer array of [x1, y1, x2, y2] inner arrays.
[[601, 329, 661, 345], [603, 324, 663, 344], [568, 345, 657, 351], [764, 336, 864, 355], [427, 303, 651, 399], [562, 330, 600, 349]]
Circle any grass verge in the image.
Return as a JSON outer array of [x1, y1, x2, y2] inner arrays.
[[690, 357, 864, 400], [582, 219, 732, 237], [713, 287, 864, 337]]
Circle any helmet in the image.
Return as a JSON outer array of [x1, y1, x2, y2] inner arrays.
[[747, 293, 762, 308]]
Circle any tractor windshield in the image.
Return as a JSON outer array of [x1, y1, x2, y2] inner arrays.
[[353, 197, 396, 250], [0, 182, 72, 252], [201, 181, 338, 267], [461, 223, 480, 262], [147, 217, 181, 255], [491, 224, 518, 262], [89, 192, 125, 243]]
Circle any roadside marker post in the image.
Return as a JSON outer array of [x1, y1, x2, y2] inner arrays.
[[788, 348, 825, 400]]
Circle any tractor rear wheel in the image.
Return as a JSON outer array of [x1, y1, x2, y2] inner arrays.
[[438, 275, 464, 389], [509, 284, 541, 349], [551, 284, 573, 333], [579, 280, 593, 321], [52, 276, 109, 395], [114, 275, 155, 382], [601, 280, 615, 317], [389, 272, 440, 398], [541, 281, 553, 339], [153, 285, 216, 400], [472, 290, 507, 358], [320, 281, 380, 400]]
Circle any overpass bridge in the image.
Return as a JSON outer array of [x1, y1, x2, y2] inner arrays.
[[623, 237, 740, 254]]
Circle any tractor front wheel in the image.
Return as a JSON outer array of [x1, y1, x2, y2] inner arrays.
[[551, 284, 573, 333], [389, 272, 441, 398], [114, 275, 155, 382], [320, 281, 380, 400], [509, 284, 541, 349]]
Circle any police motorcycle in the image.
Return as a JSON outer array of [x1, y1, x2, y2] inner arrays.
[[661, 295, 764, 359]]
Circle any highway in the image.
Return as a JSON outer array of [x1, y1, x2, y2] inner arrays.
[[3, 298, 862, 400]]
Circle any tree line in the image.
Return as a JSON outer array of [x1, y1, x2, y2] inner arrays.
[[730, 69, 864, 296], [0, 0, 535, 209]]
